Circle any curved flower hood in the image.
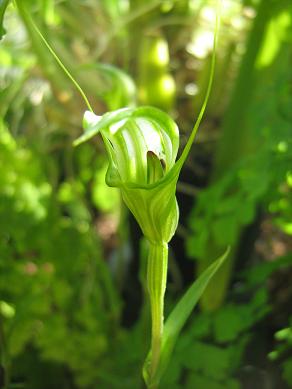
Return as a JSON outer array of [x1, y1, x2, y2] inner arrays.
[[74, 106, 181, 243]]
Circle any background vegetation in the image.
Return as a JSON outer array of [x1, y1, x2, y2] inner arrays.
[[0, 0, 291, 388]]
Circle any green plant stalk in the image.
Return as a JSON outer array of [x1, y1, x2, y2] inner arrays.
[[146, 242, 168, 387], [0, 0, 10, 39], [213, 0, 274, 175], [197, 0, 276, 311], [0, 316, 10, 389]]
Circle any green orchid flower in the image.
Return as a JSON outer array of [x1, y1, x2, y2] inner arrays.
[[73, 97, 228, 389], [74, 106, 180, 244]]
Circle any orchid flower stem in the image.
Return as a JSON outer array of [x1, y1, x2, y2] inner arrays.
[[146, 242, 168, 388]]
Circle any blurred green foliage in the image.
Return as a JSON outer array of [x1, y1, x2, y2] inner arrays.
[[0, 0, 292, 388], [0, 118, 124, 388]]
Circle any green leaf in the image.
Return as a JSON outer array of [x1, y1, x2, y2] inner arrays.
[[81, 63, 136, 109], [182, 341, 232, 380], [187, 374, 240, 389], [213, 305, 254, 343], [144, 247, 230, 386], [283, 358, 292, 386], [0, 0, 10, 40], [212, 216, 237, 245]]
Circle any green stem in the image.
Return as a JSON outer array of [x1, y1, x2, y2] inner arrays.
[[146, 242, 168, 388], [0, 0, 10, 38], [0, 316, 10, 389]]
